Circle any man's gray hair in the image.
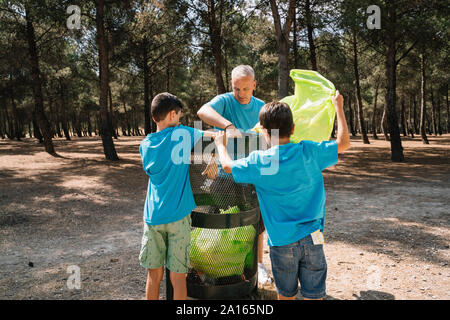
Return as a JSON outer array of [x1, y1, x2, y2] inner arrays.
[[231, 65, 255, 80]]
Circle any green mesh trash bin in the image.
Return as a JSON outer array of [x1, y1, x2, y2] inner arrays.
[[168, 132, 262, 299]]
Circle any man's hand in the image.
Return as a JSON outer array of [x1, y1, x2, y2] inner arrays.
[[225, 124, 243, 138], [214, 130, 227, 147]]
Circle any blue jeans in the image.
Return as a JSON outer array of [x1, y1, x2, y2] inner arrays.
[[269, 235, 327, 299]]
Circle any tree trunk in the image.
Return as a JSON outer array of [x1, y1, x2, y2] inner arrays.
[[372, 80, 379, 139], [96, 0, 119, 160], [3, 95, 13, 139], [208, 0, 226, 95], [108, 85, 118, 139], [437, 90, 442, 135], [27, 120, 32, 139], [419, 53, 429, 144], [132, 104, 139, 135], [9, 77, 21, 141], [166, 55, 171, 92], [305, 0, 317, 71], [413, 95, 418, 134], [224, 43, 230, 92], [348, 94, 356, 136], [25, 6, 55, 154], [426, 112, 431, 134], [123, 101, 131, 136], [381, 106, 389, 141], [270, 0, 296, 99], [87, 111, 92, 137], [408, 96, 414, 138], [47, 95, 55, 138], [278, 37, 290, 99], [55, 101, 63, 138], [74, 109, 82, 137], [143, 39, 151, 135], [430, 83, 437, 136], [384, 1, 404, 161], [106, 31, 118, 140], [114, 110, 120, 138], [94, 112, 100, 136], [0, 99, 5, 139], [149, 75, 156, 133], [0, 110, 4, 139], [400, 96, 407, 136], [293, 7, 298, 69], [31, 111, 43, 143], [446, 84, 449, 133], [352, 32, 369, 144], [60, 83, 71, 141]]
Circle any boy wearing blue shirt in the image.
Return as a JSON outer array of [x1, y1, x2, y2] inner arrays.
[[213, 91, 350, 300], [139, 92, 215, 300]]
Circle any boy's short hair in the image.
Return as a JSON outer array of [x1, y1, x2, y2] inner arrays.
[[151, 92, 183, 122], [259, 101, 293, 138]]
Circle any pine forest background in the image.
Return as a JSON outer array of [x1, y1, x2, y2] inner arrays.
[[0, 0, 448, 162]]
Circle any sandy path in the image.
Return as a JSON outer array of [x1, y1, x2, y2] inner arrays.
[[0, 134, 449, 300]]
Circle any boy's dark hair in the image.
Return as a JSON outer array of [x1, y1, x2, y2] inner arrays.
[[151, 92, 183, 122], [259, 101, 294, 137]]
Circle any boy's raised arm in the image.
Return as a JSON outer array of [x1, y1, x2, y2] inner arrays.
[[333, 90, 350, 153], [213, 131, 233, 173]]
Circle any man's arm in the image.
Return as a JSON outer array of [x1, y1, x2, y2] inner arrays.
[[332, 90, 350, 153], [197, 104, 242, 138], [197, 104, 233, 129]]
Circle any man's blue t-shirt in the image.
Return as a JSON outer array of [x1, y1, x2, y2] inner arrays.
[[207, 92, 265, 131], [230, 140, 338, 247], [139, 125, 203, 225]]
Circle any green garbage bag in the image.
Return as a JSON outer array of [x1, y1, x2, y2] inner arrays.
[[190, 206, 256, 278], [254, 69, 336, 143]]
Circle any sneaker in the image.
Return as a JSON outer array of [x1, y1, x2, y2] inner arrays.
[[258, 262, 273, 285]]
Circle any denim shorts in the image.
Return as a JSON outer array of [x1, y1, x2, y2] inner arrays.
[[269, 234, 327, 299]]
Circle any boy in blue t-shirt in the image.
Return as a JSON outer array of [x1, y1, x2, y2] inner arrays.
[[138, 92, 215, 300], [213, 91, 350, 300]]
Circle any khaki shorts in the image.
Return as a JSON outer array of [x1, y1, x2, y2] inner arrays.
[[139, 214, 191, 274]]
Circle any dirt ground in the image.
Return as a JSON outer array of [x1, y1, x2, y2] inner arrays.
[[0, 134, 449, 300]]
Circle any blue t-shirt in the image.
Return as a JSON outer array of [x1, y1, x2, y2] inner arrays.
[[139, 125, 203, 225], [207, 92, 265, 131], [230, 140, 338, 247]]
